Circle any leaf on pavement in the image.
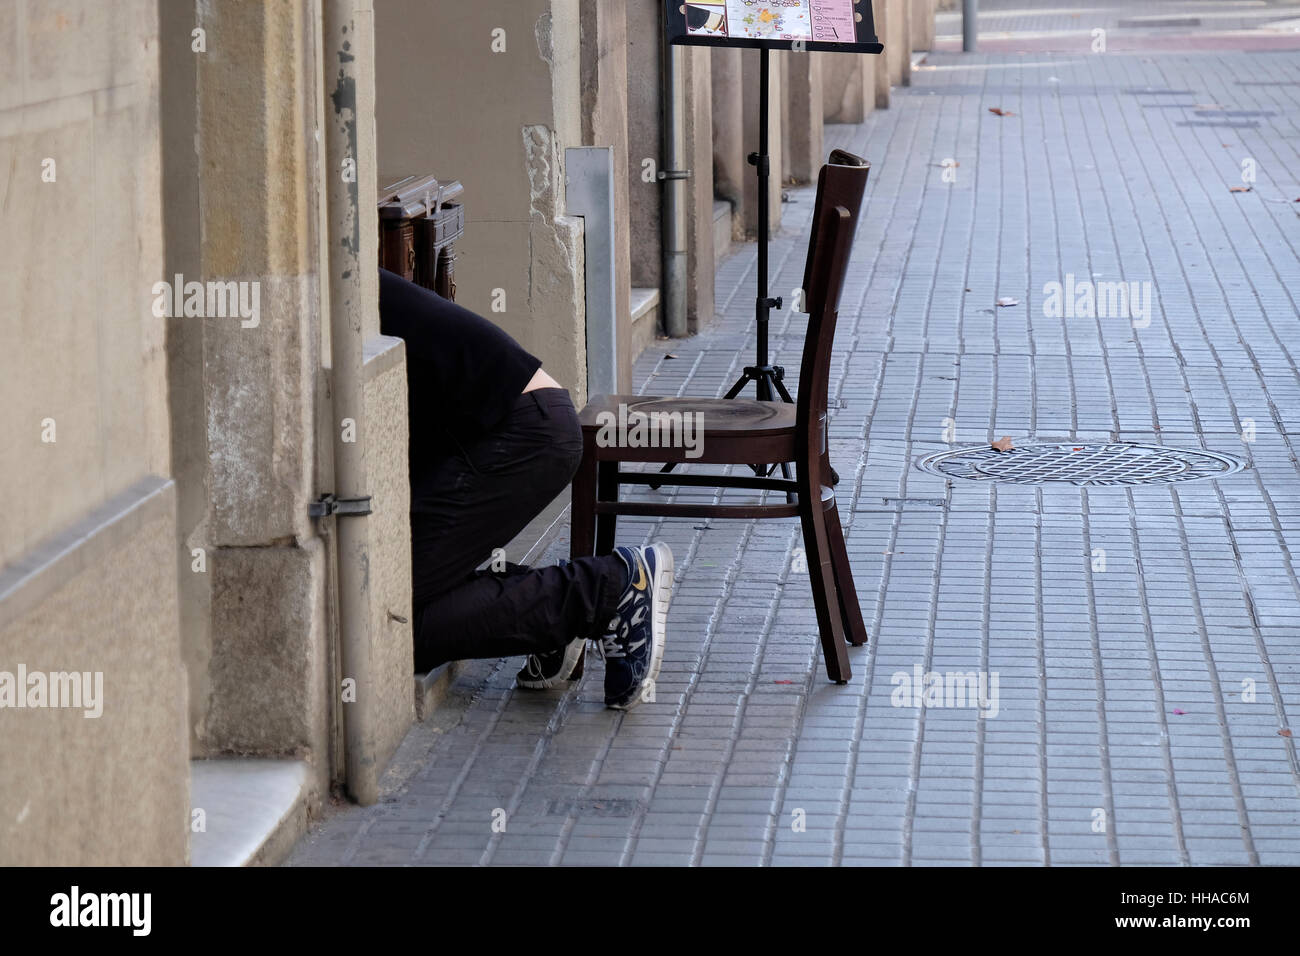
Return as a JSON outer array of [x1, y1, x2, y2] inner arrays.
[[1228, 186, 1252, 193], [988, 107, 1015, 117], [991, 436, 1014, 452], [996, 296, 1019, 307], [1281, 728, 1294, 738]]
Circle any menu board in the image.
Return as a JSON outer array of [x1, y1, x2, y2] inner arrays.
[[669, 1, 881, 51]]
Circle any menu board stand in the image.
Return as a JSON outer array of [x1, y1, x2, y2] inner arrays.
[[656, 3, 882, 489]]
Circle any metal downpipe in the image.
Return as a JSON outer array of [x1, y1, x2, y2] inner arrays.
[[660, 37, 688, 338], [322, 0, 378, 806]]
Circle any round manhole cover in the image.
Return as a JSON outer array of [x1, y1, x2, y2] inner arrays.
[[916, 442, 1245, 486]]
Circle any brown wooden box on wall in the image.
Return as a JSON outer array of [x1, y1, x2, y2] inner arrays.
[[377, 173, 465, 300]]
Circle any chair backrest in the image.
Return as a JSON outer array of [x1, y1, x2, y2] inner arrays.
[[796, 152, 870, 460]]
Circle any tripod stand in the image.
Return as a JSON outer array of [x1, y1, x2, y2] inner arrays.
[[653, 47, 809, 491], [725, 46, 792, 415]]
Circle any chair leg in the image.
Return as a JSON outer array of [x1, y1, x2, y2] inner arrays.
[[596, 460, 619, 555], [571, 442, 597, 560], [823, 499, 869, 647], [799, 487, 852, 684], [568, 443, 600, 681]]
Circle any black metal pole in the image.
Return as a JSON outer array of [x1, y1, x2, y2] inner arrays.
[[755, 46, 771, 400], [656, 43, 793, 490]]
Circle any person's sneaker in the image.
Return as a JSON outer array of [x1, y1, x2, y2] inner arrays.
[[600, 542, 673, 710], [515, 639, 585, 690]]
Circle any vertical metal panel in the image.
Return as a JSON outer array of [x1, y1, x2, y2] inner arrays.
[[565, 146, 619, 397]]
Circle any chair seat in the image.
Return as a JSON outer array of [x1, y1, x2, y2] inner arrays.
[[579, 394, 800, 465]]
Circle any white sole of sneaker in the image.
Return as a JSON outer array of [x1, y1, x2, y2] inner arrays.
[[646, 541, 673, 687], [610, 541, 673, 711], [516, 638, 585, 690]]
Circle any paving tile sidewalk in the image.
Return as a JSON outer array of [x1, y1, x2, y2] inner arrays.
[[289, 35, 1300, 867]]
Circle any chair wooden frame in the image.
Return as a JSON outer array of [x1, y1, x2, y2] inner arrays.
[[570, 155, 871, 683]]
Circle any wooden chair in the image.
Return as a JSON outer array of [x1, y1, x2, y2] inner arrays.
[[571, 153, 871, 683]]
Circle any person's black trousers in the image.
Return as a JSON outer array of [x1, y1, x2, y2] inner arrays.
[[410, 387, 626, 672]]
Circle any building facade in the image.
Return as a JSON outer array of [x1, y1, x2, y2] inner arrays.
[[0, 0, 934, 865]]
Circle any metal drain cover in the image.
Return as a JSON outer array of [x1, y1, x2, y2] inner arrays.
[[917, 442, 1245, 486]]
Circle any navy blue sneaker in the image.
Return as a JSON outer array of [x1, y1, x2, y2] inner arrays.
[[600, 542, 673, 710], [516, 639, 585, 690]]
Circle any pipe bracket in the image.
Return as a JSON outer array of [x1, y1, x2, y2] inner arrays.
[[310, 494, 373, 519]]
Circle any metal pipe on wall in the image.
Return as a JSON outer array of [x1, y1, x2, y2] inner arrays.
[[660, 36, 688, 338], [322, 0, 379, 806]]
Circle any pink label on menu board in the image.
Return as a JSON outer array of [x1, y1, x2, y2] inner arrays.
[[810, 0, 855, 42]]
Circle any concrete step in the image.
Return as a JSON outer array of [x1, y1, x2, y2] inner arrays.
[[189, 758, 310, 866], [630, 286, 661, 362], [414, 661, 460, 721], [713, 199, 733, 263]]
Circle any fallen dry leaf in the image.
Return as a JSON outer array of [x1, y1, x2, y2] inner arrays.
[[991, 436, 1014, 452], [1229, 186, 1252, 194], [988, 107, 1015, 117], [1173, 708, 1187, 715], [665, 352, 678, 359], [996, 296, 1019, 307], [773, 679, 794, 685], [1281, 728, 1293, 738]]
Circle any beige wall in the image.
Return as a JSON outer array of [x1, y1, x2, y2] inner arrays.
[[625, 0, 660, 289], [0, 484, 189, 865], [0, 0, 171, 570], [913, 0, 936, 50], [682, 46, 715, 335], [179, 0, 413, 802], [0, 0, 188, 864], [783, 51, 823, 184], [887, 0, 912, 87], [178, 3, 331, 800], [375, 0, 588, 401]]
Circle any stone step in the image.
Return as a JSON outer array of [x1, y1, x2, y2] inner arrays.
[[630, 286, 661, 362], [713, 199, 734, 263], [189, 758, 310, 866]]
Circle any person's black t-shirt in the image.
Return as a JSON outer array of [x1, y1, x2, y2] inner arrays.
[[378, 268, 543, 503]]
